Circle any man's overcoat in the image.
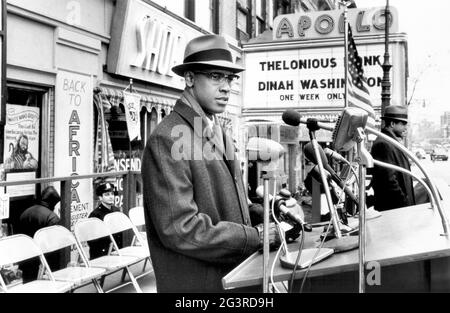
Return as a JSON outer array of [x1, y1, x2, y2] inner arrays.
[[141, 99, 260, 292], [371, 128, 416, 211]]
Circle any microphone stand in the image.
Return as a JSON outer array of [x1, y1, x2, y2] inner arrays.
[[354, 127, 374, 293], [307, 119, 358, 254], [308, 126, 342, 239], [261, 167, 277, 293]]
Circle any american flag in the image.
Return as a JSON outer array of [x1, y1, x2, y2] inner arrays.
[[94, 92, 116, 173], [347, 24, 376, 125]]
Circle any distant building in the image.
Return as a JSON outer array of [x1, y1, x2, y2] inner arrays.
[[441, 112, 450, 138]]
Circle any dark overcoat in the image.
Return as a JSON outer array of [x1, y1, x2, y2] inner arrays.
[[87, 204, 122, 259], [370, 128, 415, 211], [19, 201, 60, 282], [141, 100, 260, 293]]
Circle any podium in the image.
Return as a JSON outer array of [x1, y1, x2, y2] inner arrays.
[[222, 201, 450, 292]]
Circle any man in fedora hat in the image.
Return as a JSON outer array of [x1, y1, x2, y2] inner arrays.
[[370, 105, 415, 211], [141, 34, 280, 292]]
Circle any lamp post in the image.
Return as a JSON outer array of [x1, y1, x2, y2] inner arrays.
[[381, 0, 392, 117]]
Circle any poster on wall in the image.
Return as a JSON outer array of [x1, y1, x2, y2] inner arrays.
[[2, 104, 40, 196], [112, 150, 142, 209], [54, 70, 93, 230]]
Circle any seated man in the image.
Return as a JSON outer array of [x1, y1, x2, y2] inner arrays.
[[19, 186, 61, 282]]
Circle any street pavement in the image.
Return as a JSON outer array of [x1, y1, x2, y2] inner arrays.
[[411, 154, 450, 186]]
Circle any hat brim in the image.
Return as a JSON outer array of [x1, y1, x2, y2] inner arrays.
[[381, 116, 408, 123], [172, 61, 244, 77]]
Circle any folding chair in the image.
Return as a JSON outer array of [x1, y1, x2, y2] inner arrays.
[[104, 212, 153, 279], [73, 218, 143, 293], [128, 206, 148, 246], [34, 225, 106, 293], [0, 234, 72, 293]]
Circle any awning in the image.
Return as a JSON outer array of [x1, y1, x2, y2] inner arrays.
[[94, 87, 176, 114], [93, 86, 232, 128]]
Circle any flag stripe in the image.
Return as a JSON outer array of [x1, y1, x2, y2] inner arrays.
[[348, 80, 373, 107], [346, 23, 376, 120]]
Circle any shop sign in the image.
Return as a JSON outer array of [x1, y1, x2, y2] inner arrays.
[[107, 0, 205, 90], [274, 6, 398, 41], [113, 151, 141, 209], [244, 42, 406, 110], [55, 70, 93, 230], [2, 104, 40, 196], [280, 125, 298, 144]]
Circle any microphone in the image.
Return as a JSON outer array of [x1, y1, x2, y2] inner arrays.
[[282, 110, 334, 131], [305, 166, 340, 204], [304, 143, 358, 205], [332, 107, 368, 152], [256, 187, 312, 232], [324, 148, 349, 165], [275, 200, 312, 232]]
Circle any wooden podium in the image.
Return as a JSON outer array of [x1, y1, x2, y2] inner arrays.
[[222, 201, 450, 292]]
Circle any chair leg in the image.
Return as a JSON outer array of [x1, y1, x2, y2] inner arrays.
[[142, 258, 148, 272], [99, 276, 105, 288], [93, 279, 104, 293], [125, 266, 143, 293], [121, 268, 127, 282]]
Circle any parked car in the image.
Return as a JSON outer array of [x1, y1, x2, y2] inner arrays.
[[415, 148, 427, 160], [431, 148, 448, 161]]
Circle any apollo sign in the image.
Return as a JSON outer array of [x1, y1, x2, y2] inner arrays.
[[273, 6, 398, 40]]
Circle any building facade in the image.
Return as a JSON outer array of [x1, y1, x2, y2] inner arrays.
[[1, 0, 302, 231]]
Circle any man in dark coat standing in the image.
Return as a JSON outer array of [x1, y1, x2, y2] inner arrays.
[[141, 35, 280, 293], [19, 186, 61, 282], [371, 105, 416, 211]]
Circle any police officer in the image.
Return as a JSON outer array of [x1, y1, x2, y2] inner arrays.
[[87, 182, 122, 259]]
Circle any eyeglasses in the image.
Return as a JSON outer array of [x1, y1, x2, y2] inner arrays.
[[194, 71, 240, 84]]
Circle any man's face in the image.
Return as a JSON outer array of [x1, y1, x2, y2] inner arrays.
[[392, 120, 408, 139], [18, 137, 28, 153], [99, 190, 115, 206], [189, 69, 239, 115]]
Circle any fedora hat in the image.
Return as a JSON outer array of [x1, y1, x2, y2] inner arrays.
[[381, 105, 408, 123], [172, 35, 244, 76]]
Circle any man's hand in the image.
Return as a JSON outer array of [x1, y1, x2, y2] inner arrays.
[[255, 222, 282, 251]]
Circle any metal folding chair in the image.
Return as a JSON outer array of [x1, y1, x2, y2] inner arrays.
[[34, 225, 106, 293], [73, 218, 143, 293], [0, 234, 72, 293], [128, 206, 148, 246], [104, 212, 153, 279]]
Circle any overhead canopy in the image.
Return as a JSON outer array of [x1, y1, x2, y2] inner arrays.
[[94, 87, 176, 114]]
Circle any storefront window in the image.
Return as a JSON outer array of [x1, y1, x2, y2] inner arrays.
[[2, 86, 44, 185], [1, 84, 48, 235]]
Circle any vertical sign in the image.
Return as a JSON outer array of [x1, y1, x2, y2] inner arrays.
[[123, 91, 141, 142], [55, 70, 93, 230]]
